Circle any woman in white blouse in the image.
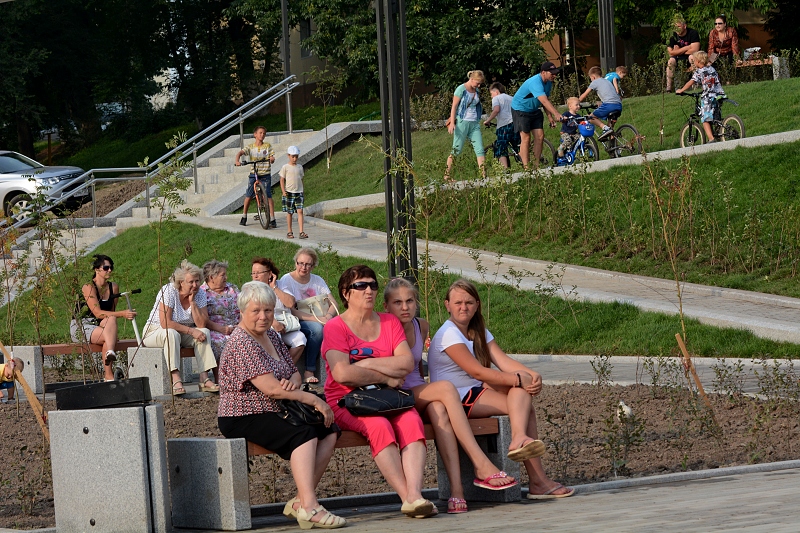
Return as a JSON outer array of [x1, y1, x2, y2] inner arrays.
[[142, 260, 219, 395], [428, 279, 573, 500]]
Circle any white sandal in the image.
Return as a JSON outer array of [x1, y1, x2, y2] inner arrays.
[[296, 505, 346, 530]]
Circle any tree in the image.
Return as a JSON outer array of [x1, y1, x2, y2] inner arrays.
[[764, 0, 800, 51]]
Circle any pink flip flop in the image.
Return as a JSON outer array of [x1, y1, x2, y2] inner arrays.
[[473, 471, 519, 491], [447, 497, 468, 514]]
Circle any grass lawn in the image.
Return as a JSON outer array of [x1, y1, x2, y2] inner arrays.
[[328, 139, 800, 298], [2, 222, 797, 358]]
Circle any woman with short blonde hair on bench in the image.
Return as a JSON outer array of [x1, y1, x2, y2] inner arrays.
[[383, 277, 517, 514], [142, 260, 219, 395], [71, 254, 137, 381], [428, 279, 574, 500], [218, 281, 345, 530]]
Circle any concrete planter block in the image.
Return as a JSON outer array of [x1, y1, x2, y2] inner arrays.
[[128, 347, 170, 397], [181, 356, 197, 383], [167, 437, 251, 531], [436, 415, 521, 502], [50, 406, 160, 532], [12, 345, 43, 395], [145, 403, 172, 533]]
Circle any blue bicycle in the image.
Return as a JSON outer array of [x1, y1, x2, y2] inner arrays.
[[555, 116, 600, 166]]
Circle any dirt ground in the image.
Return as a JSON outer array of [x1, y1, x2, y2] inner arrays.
[[70, 180, 147, 218], [1, 379, 797, 530]]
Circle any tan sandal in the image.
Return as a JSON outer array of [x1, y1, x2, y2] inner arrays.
[[296, 505, 346, 529], [400, 498, 436, 518], [199, 378, 219, 393], [172, 381, 186, 395]]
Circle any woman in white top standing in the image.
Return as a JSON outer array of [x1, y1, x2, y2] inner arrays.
[[428, 279, 574, 500], [281, 247, 336, 383], [483, 82, 519, 168], [142, 260, 219, 395]]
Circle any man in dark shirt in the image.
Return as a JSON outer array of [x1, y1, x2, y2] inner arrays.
[[666, 14, 701, 92]]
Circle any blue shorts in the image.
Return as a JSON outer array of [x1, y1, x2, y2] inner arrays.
[[246, 175, 272, 199], [494, 123, 520, 158], [0, 381, 14, 390], [592, 102, 622, 120]]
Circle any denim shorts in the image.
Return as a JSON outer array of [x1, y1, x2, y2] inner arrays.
[[246, 176, 272, 199]]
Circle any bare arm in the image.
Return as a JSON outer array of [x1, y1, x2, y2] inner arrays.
[[448, 94, 461, 134], [442, 342, 519, 389], [234, 149, 246, 166], [353, 340, 414, 378], [487, 340, 542, 396], [675, 78, 696, 93], [578, 87, 592, 102], [537, 95, 562, 122], [82, 283, 135, 321], [326, 349, 406, 388], [250, 372, 334, 426], [484, 104, 501, 126]]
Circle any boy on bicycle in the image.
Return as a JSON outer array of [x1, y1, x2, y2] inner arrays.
[[579, 66, 622, 141], [234, 125, 276, 227], [676, 51, 726, 143], [557, 97, 582, 158], [483, 82, 519, 168]]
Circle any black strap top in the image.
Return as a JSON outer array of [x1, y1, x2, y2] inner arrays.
[[76, 281, 114, 321]]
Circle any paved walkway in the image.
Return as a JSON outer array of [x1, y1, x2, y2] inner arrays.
[[186, 213, 800, 346], [245, 463, 800, 533]]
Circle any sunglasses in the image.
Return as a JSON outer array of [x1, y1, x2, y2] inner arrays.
[[348, 281, 379, 291], [715, 22, 725, 25], [101, 265, 113, 271]]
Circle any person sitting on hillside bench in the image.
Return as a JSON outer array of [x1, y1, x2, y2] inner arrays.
[[71, 254, 137, 382], [142, 260, 219, 395]]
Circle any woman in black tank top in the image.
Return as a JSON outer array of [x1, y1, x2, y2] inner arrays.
[[71, 254, 137, 381]]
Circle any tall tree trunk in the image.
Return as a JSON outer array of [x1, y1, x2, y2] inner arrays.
[[15, 115, 35, 158]]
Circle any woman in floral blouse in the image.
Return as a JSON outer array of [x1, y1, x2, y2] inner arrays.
[[200, 260, 240, 363], [217, 281, 345, 530]]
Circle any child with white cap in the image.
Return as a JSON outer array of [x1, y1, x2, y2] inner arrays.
[[279, 146, 307, 239]]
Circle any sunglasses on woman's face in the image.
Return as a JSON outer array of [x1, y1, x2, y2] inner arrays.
[[348, 281, 379, 291], [101, 265, 113, 271]]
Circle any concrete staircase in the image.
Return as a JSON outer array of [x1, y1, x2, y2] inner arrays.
[[129, 130, 317, 218]]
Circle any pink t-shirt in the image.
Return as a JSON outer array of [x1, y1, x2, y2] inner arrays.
[[321, 312, 408, 406]]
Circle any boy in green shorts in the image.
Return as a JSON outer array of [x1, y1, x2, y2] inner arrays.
[[280, 146, 307, 239]]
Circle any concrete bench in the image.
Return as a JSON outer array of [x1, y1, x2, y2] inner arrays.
[[167, 415, 516, 531], [735, 56, 790, 80], [247, 415, 519, 503]]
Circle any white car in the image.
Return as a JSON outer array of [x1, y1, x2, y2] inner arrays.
[[0, 150, 88, 224]]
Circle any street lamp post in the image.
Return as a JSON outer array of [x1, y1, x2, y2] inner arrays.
[[375, 0, 417, 280]]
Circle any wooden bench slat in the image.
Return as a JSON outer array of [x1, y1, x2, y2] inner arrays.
[[246, 417, 500, 457], [41, 340, 194, 358], [736, 58, 773, 67]]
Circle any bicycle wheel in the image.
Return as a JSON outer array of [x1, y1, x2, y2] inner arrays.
[[720, 114, 745, 141], [253, 181, 270, 230], [613, 124, 642, 158], [680, 122, 705, 148], [578, 137, 600, 162], [530, 138, 556, 169]]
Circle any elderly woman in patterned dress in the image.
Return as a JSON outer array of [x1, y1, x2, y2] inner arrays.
[[200, 260, 241, 363], [217, 281, 345, 530]]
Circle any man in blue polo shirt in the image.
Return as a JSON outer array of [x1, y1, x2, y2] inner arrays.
[[512, 61, 563, 169]]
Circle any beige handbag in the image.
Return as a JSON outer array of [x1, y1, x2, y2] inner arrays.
[[295, 294, 339, 323], [275, 310, 301, 332]]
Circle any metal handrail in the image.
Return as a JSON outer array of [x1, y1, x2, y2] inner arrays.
[[2, 76, 299, 235]]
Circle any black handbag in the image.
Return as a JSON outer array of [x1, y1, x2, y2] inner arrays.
[[280, 384, 326, 426], [337, 384, 415, 416]]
